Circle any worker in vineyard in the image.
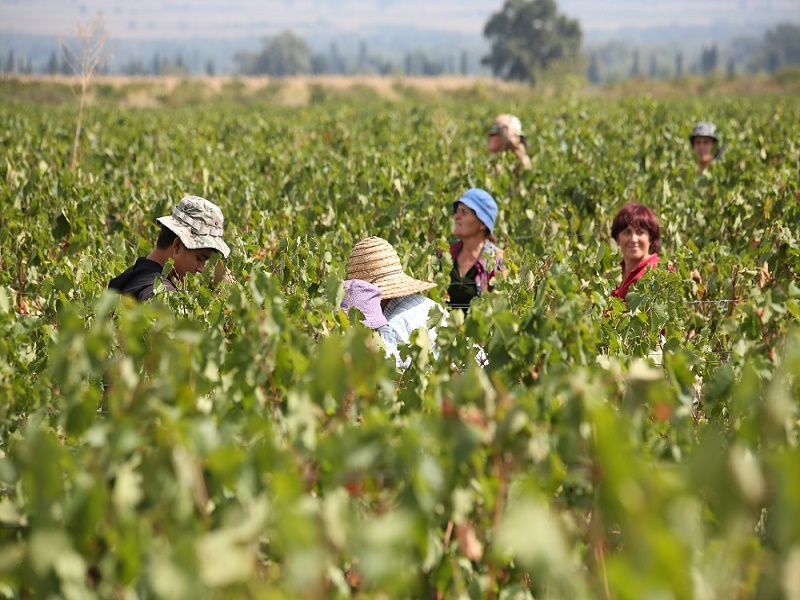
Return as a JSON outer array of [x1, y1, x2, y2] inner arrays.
[[109, 195, 231, 301], [487, 114, 532, 171], [346, 236, 445, 368], [609, 202, 663, 302], [447, 188, 504, 312], [690, 121, 722, 174]]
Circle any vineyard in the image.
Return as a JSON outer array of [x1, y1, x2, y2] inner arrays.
[[1, 84, 799, 598]]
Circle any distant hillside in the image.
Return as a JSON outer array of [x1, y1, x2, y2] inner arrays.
[[2, 0, 798, 39], [1, 0, 797, 76]]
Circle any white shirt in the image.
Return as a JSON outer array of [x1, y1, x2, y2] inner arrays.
[[378, 295, 444, 368]]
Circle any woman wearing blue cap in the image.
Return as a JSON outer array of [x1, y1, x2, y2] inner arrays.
[[447, 188, 504, 311]]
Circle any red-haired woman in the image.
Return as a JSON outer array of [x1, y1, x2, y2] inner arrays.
[[610, 202, 662, 301]]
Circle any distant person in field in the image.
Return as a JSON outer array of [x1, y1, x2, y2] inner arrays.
[[487, 114, 532, 171], [346, 236, 445, 368], [109, 196, 231, 302], [690, 121, 722, 174], [447, 188, 504, 312], [609, 202, 664, 302]]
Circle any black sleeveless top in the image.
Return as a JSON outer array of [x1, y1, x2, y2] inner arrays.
[[448, 263, 479, 310]]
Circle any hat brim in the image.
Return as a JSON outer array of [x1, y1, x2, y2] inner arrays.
[[371, 272, 436, 300], [157, 216, 231, 259], [690, 134, 718, 143]]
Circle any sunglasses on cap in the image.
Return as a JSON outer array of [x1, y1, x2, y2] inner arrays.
[[488, 123, 505, 136]]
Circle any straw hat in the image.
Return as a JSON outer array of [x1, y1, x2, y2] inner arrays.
[[347, 236, 436, 300]]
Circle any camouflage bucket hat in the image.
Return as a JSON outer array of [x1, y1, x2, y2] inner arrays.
[[690, 122, 718, 143], [156, 196, 231, 258]]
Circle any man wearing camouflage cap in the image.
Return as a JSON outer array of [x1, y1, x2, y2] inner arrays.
[[109, 195, 231, 302], [689, 121, 721, 174]]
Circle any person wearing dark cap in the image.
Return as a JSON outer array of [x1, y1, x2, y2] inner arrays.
[[109, 195, 231, 302], [447, 188, 504, 311], [690, 122, 721, 174]]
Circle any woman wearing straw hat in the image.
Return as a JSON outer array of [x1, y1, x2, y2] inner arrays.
[[109, 195, 231, 301], [448, 189, 503, 312], [347, 236, 445, 367], [689, 121, 722, 174], [487, 114, 532, 171]]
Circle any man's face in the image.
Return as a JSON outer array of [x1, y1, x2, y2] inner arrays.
[[692, 136, 715, 163], [487, 132, 504, 154], [172, 240, 213, 280]]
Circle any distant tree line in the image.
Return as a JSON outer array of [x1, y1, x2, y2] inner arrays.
[[116, 52, 206, 77], [585, 22, 800, 84], [1, 3, 797, 82], [1, 50, 34, 75], [752, 24, 800, 73], [0, 47, 221, 77], [0, 37, 478, 77], [233, 30, 473, 77]]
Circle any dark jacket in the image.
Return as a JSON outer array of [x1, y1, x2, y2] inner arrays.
[[108, 258, 177, 302]]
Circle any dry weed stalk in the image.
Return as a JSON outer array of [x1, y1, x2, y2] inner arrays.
[[59, 13, 108, 173]]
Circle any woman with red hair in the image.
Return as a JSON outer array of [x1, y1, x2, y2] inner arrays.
[[610, 202, 662, 301]]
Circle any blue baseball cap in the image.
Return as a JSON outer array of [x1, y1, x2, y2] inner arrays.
[[453, 188, 497, 234]]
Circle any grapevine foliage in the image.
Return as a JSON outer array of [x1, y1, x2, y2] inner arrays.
[[0, 93, 799, 599]]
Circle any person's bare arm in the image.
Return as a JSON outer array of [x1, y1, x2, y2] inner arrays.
[[496, 247, 506, 279], [213, 260, 234, 286]]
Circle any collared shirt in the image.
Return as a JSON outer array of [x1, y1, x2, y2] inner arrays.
[[448, 241, 503, 307], [611, 253, 661, 301], [378, 294, 445, 368]]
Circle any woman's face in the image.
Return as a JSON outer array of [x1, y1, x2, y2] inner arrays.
[[692, 136, 715, 163], [487, 132, 504, 154], [453, 203, 486, 239], [616, 224, 651, 265]]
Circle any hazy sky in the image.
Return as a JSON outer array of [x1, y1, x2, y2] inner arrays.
[[1, 0, 798, 39]]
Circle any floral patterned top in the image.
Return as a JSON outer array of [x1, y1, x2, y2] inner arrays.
[[448, 241, 503, 308]]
